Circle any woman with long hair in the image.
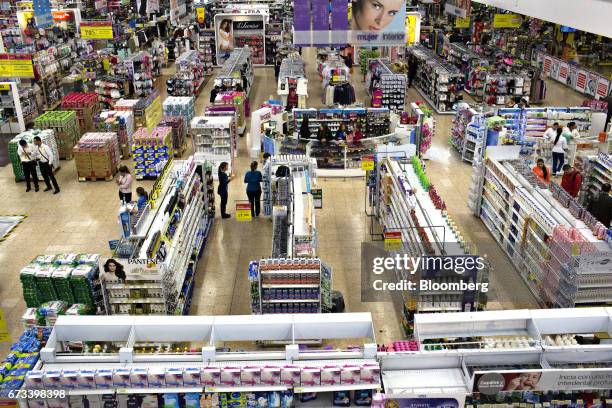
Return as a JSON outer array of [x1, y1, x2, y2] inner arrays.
[[102, 258, 126, 282]]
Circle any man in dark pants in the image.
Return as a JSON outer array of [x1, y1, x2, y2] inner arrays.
[[588, 183, 612, 227], [217, 161, 233, 219], [33, 136, 60, 194], [17, 139, 39, 192]]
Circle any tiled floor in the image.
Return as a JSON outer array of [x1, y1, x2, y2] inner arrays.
[[0, 48, 588, 353]]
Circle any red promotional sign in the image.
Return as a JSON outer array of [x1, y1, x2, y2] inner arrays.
[[597, 77, 610, 98], [52, 10, 73, 21], [558, 62, 569, 81], [575, 70, 587, 93], [542, 56, 552, 74]]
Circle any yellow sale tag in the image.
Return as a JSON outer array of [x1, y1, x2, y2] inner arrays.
[[493, 14, 522, 28], [0, 308, 9, 342], [384, 231, 402, 251], [0, 58, 34, 78], [80, 24, 114, 39], [102, 58, 110, 71], [236, 203, 252, 221], [196, 7, 205, 24], [455, 16, 470, 28], [361, 156, 375, 171], [0, 83, 10, 91]]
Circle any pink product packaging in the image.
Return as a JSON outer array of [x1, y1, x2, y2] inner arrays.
[[61, 370, 79, 389], [165, 368, 184, 387], [220, 367, 241, 386], [341, 365, 361, 385], [361, 364, 380, 384], [147, 367, 166, 388], [321, 366, 341, 386], [112, 368, 131, 387], [95, 369, 114, 389], [201, 367, 221, 386], [280, 366, 301, 387], [260, 366, 281, 386], [130, 368, 149, 388], [300, 367, 321, 387], [240, 367, 261, 386], [77, 370, 96, 389], [42, 370, 62, 389], [184, 367, 201, 387], [25, 370, 44, 389]]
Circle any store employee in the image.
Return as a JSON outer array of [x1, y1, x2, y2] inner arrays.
[[542, 122, 559, 142], [33, 136, 60, 194], [17, 139, 39, 193]]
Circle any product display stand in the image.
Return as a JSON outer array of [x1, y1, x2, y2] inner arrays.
[[167, 50, 207, 97], [0, 81, 29, 133], [192, 115, 236, 176], [577, 152, 612, 208], [442, 42, 490, 95], [277, 55, 308, 109], [106, 158, 213, 315], [213, 48, 254, 96], [451, 104, 491, 164], [375, 156, 489, 335], [365, 58, 407, 113], [469, 150, 612, 308]]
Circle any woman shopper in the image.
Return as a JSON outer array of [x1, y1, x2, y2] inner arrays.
[[532, 158, 551, 183], [116, 165, 133, 203], [551, 127, 568, 176], [218, 162, 233, 219], [244, 161, 263, 217], [300, 116, 312, 140]]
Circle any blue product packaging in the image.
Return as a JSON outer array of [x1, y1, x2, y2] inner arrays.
[[354, 390, 373, 406], [280, 391, 294, 408], [333, 391, 351, 406], [299, 393, 317, 403], [185, 393, 201, 408], [268, 391, 280, 408], [163, 393, 180, 408]]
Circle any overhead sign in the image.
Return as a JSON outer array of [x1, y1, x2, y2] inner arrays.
[[473, 370, 612, 394], [215, 14, 265, 65], [33, 0, 53, 28], [80, 21, 113, 39], [406, 12, 421, 45], [444, 1, 470, 19], [492, 13, 522, 28], [0, 54, 34, 78], [52, 10, 73, 21]]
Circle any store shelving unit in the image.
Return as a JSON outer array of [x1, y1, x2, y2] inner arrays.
[[167, 50, 207, 97], [277, 54, 308, 109], [104, 158, 213, 316], [442, 42, 490, 95], [407, 45, 464, 114], [365, 58, 407, 113], [469, 151, 612, 308], [579, 153, 612, 208], [191, 115, 236, 177], [451, 104, 491, 164], [213, 47, 254, 95], [197, 29, 216, 73]]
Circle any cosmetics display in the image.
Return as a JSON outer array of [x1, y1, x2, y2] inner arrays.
[[366, 58, 407, 113], [294, 108, 390, 140], [96, 110, 135, 159], [470, 155, 612, 308], [482, 73, 527, 106], [277, 55, 308, 109], [213, 91, 248, 135], [61, 92, 101, 133], [213, 47, 254, 95], [167, 51, 208, 97], [33, 111, 80, 160], [104, 159, 213, 315], [73, 132, 121, 181], [19, 253, 104, 312], [374, 157, 488, 336], [192, 115, 236, 175], [131, 126, 173, 179], [578, 153, 612, 208], [0, 83, 41, 133], [407, 45, 464, 114], [8, 129, 60, 182]]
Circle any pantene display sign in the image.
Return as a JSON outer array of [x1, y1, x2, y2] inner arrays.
[[473, 370, 612, 394]]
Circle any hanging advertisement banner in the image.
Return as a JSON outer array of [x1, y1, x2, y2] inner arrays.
[[575, 69, 588, 93], [331, 0, 348, 45], [406, 12, 421, 45], [597, 77, 610, 98], [295, 0, 406, 46], [33, 0, 52, 28], [542, 55, 552, 75], [558, 61, 569, 82], [0, 54, 34, 78], [80, 21, 113, 39], [196, 7, 205, 24], [215, 14, 265, 65], [455, 16, 470, 29], [473, 370, 612, 394], [492, 13, 522, 28]]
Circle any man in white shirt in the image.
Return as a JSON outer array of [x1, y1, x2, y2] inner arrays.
[[32, 136, 60, 194], [542, 122, 559, 143], [17, 139, 39, 192]]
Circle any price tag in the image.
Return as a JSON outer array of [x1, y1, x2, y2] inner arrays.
[[0, 58, 34, 78], [0, 83, 10, 91], [80, 22, 113, 39], [236, 203, 252, 221], [361, 156, 375, 171], [207, 387, 217, 392], [455, 16, 470, 28], [294, 387, 304, 393], [384, 231, 402, 251], [196, 7, 205, 23], [0, 308, 9, 342]]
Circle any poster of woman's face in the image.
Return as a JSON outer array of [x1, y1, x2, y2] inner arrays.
[[351, 0, 404, 31]]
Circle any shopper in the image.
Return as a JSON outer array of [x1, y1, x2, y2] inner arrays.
[[551, 127, 568, 176], [563, 121, 581, 141], [218, 162, 233, 219], [542, 122, 559, 142], [32, 136, 60, 194], [336, 123, 347, 141], [560, 164, 582, 198], [17, 139, 39, 192], [136, 187, 148, 210], [210, 85, 220, 103], [244, 161, 263, 217], [317, 123, 332, 143], [241, 63, 249, 91], [588, 183, 612, 227], [300, 116, 312, 140], [116, 165, 133, 203], [274, 56, 281, 79], [407, 56, 417, 88], [532, 158, 551, 183]]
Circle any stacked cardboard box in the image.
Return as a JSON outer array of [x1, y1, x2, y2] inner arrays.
[[8, 129, 60, 181], [74, 132, 120, 180], [131, 126, 173, 179], [96, 111, 135, 158], [33, 111, 80, 159], [60, 93, 100, 132]]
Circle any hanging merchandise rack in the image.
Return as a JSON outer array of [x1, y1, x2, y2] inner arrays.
[[166, 50, 208, 97], [365, 58, 407, 113]]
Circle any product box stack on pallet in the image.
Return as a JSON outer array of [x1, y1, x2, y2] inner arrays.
[[96, 110, 135, 159], [73, 133, 121, 181], [131, 126, 173, 179], [33, 111, 80, 160], [60, 92, 101, 133], [159, 116, 186, 157], [163, 96, 195, 137], [133, 90, 162, 132], [8, 129, 60, 182]]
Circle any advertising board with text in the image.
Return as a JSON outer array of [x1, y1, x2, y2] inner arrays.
[[214, 14, 265, 65]]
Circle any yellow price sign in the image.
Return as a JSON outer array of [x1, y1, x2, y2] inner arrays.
[[236, 203, 252, 221], [456, 16, 470, 29], [0, 83, 11, 91], [196, 7, 205, 24], [0, 308, 9, 342], [0, 58, 34, 78], [384, 231, 402, 251], [361, 156, 375, 171], [493, 14, 522, 28], [80, 24, 114, 39]]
